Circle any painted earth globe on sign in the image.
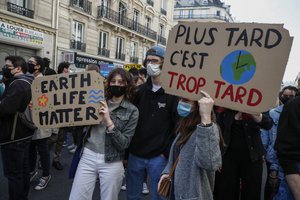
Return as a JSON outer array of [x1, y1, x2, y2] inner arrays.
[[220, 50, 256, 85]]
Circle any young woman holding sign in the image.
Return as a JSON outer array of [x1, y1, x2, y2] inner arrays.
[[214, 108, 272, 200], [158, 91, 222, 200], [69, 68, 139, 200]]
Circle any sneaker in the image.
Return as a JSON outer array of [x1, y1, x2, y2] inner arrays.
[[67, 144, 76, 150], [52, 161, 63, 170], [30, 170, 38, 182], [62, 141, 68, 147], [69, 146, 76, 153], [121, 184, 127, 191], [142, 182, 149, 195], [34, 175, 51, 190]]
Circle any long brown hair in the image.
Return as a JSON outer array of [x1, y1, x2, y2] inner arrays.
[[104, 68, 135, 101], [176, 100, 218, 147]]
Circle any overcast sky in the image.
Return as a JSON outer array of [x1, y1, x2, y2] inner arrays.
[[224, 0, 300, 81]]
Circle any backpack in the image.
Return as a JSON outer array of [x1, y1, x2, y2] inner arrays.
[[10, 79, 37, 140]]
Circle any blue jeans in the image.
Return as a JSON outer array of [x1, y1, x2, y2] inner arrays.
[[126, 153, 167, 200], [1, 138, 31, 200]]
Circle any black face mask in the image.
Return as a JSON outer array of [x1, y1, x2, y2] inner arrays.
[[2, 65, 14, 79], [109, 85, 126, 97], [280, 95, 294, 105], [27, 63, 36, 74]]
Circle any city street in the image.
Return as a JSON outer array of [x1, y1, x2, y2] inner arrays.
[[0, 146, 151, 200]]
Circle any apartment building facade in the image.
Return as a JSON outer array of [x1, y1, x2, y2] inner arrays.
[[174, 0, 233, 24], [0, 0, 174, 72], [0, 0, 57, 67], [58, 0, 174, 72]]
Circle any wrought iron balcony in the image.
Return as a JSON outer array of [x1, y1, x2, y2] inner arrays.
[[70, 40, 86, 52], [173, 14, 229, 22], [130, 56, 139, 64], [160, 8, 167, 16], [147, 0, 154, 7], [115, 52, 125, 61], [157, 35, 166, 46], [98, 48, 110, 57], [7, 2, 34, 18], [97, 6, 157, 40], [70, 0, 92, 15]]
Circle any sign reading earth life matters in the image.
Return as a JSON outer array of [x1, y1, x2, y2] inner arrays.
[[161, 22, 293, 114], [32, 71, 105, 129]]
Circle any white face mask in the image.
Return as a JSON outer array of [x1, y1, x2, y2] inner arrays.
[[147, 63, 161, 77]]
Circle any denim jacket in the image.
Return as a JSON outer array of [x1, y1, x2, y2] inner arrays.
[[261, 105, 283, 172], [83, 99, 139, 162]]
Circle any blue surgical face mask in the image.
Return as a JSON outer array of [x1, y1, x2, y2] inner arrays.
[[177, 101, 192, 118]]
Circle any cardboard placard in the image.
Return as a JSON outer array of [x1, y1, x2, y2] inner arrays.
[[32, 71, 105, 128], [161, 22, 293, 113]]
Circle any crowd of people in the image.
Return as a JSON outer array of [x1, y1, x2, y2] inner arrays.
[[0, 46, 299, 200]]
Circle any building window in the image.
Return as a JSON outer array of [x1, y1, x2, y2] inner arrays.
[[160, 0, 167, 15], [133, 10, 139, 31], [72, 21, 84, 42], [145, 16, 151, 34], [99, 31, 107, 49], [73, 0, 84, 9], [216, 10, 221, 16], [116, 37, 125, 61], [159, 24, 165, 37], [10, 0, 27, 7], [71, 21, 85, 51], [130, 42, 138, 63], [101, 0, 108, 7], [99, 31, 109, 57], [118, 2, 126, 25], [161, 0, 166, 9]]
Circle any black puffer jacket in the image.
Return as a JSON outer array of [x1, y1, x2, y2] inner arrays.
[[0, 73, 35, 145]]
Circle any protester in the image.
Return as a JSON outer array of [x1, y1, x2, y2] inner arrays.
[[261, 86, 298, 200], [214, 108, 273, 200], [275, 94, 300, 199], [69, 68, 139, 200], [48, 62, 71, 170], [158, 91, 221, 200], [127, 45, 179, 200], [0, 56, 35, 200], [27, 56, 52, 190], [42, 57, 56, 75]]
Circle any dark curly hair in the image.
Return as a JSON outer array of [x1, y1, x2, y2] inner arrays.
[[104, 68, 135, 101]]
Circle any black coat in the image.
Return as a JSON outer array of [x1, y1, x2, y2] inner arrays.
[[216, 109, 272, 162], [0, 74, 35, 145]]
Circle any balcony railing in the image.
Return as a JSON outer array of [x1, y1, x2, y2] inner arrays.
[[115, 52, 125, 61], [98, 48, 110, 57], [7, 2, 34, 18], [70, 40, 86, 51], [147, 0, 154, 7], [130, 56, 139, 64], [160, 8, 167, 16], [174, 14, 229, 22], [157, 35, 166, 46], [97, 6, 157, 40], [70, 0, 92, 15]]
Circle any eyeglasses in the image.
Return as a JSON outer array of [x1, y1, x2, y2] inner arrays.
[[145, 59, 160, 64]]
